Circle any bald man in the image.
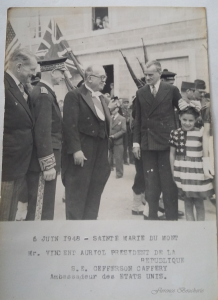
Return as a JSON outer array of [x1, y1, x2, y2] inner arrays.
[[62, 65, 115, 220]]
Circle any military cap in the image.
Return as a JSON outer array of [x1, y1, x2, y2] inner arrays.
[[194, 79, 206, 90], [161, 69, 177, 79], [181, 81, 195, 91], [38, 57, 67, 72]]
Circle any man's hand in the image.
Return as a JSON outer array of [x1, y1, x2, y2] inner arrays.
[[73, 150, 87, 167], [189, 100, 201, 112], [43, 168, 56, 181], [178, 98, 189, 111], [132, 146, 141, 160], [202, 157, 214, 179], [109, 135, 114, 139]]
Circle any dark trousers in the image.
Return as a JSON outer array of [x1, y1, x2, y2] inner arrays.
[[65, 136, 110, 220], [0, 176, 28, 221], [123, 127, 134, 163], [26, 171, 57, 220], [109, 144, 124, 177], [141, 150, 178, 220], [132, 157, 145, 195]]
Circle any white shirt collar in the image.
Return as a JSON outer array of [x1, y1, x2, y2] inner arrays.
[[40, 79, 54, 92], [85, 83, 102, 97], [6, 70, 20, 87], [149, 79, 161, 93]]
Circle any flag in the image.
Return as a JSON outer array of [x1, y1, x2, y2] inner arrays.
[[119, 50, 144, 89], [4, 21, 21, 70], [36, 20, 84, 79]]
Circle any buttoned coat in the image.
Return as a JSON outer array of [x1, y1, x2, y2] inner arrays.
[[110, 114, 126, 145], [2, 72, 34, 181], [28, 82, 62, 172], [133, 81, 181, 150]]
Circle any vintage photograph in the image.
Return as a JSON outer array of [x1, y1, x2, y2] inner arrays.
[[1, 6, 216, 222]]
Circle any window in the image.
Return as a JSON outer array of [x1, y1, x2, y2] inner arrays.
[[92, 7, 109, 31]]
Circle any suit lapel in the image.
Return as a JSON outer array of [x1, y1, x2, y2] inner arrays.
[[143, 84, 154, 107], [111, 115, 121, 129], [80, 85, 99, 119], [148, 82, 170, 116], [5, 73, 33, 122], [100, 95, 110, 126]]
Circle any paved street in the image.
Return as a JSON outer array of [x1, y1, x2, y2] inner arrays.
[[54, 164, 216, 221]]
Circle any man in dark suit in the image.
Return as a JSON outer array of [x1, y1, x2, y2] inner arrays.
[[26, 57, 66, 221], [133, 60, 183, 221], [1, 48, 38, 221], [62, 64, 116, 220], [109, 106, 126, 178]]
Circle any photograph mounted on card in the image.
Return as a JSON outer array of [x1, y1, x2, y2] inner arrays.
[[0, 6, 217, 300]]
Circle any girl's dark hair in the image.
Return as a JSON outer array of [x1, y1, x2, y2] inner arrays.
[[179, 107, 200, 119]]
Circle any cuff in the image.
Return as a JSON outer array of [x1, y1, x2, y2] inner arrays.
[[133, 143, 140, 147], [38, 154, 56, 171]]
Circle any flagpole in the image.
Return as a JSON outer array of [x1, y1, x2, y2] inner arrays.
[[63, 44, 84, 79]]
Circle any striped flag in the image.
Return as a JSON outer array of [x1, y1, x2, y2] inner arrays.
[[4, 21, 21, 70], [36, 20, 84, 78]]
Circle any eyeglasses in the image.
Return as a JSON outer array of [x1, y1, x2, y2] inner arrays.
[[90, 74, 107, 81]]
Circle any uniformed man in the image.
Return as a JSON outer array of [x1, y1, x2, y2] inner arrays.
[[26, 57, 67, 220], [161, 69, 177, 85]]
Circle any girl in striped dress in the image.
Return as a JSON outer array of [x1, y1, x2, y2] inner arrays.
[[169, 107, 214, 221]]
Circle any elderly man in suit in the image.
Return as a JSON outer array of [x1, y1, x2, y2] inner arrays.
[[133, 60, 184, 221], [62, 64, 117, 220], [26, 57, 66, 221], [109, 105, 126, 178], [1, 48, 38, 221]]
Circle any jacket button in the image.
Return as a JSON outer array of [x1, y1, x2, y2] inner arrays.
[[87, 117, 90, 119], [92, 130, 95, 133]]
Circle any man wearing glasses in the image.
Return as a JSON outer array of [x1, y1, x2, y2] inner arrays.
[[62, 64, 116, 220]]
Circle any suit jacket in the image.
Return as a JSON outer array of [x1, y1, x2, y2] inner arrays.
[[133, 81, 181, 151], [28, 82, 62, 172], [2, 72, 34, 181], [62, 84, 111, 175], [63, 84, 111, 154], [110, 114, 126, 145]]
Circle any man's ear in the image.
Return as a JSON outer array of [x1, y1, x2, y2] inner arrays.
[[16, 62, 22, 72]]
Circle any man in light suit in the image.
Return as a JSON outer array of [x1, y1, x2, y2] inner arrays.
[[109, 106, 126, 178], [133, 60, 182, 221], [62, 64, 116, 220], [1, 48, 38, 221]]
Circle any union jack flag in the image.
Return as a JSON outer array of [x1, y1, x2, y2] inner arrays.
[[36, 20, 84, 79], [4, 21, 21, 70]]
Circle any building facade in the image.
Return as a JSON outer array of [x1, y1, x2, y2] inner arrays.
[[9, 7, 209, 101]]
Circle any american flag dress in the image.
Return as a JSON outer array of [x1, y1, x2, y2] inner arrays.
[[169, 127, 214, 199]]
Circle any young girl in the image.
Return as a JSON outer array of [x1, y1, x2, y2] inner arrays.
[[169, 107, 214, 221]]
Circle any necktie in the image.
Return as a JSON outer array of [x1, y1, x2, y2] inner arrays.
[[18, 83, 28, 101], [92, 95, 105, 121], [151, 85, 157, 97]]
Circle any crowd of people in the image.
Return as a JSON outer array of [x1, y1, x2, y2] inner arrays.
[[0, 48, 215, 222]]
